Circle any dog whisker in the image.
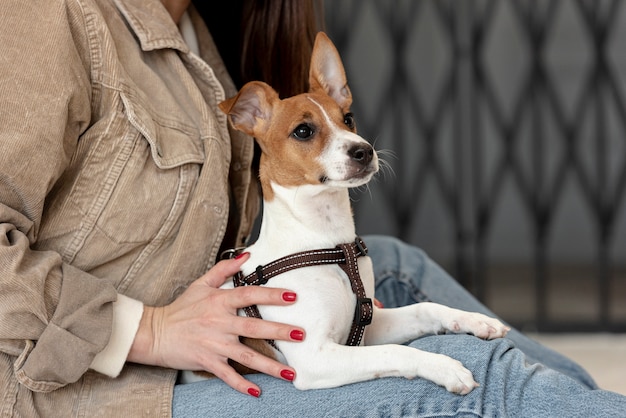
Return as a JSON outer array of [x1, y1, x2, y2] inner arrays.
[[349, 181, 376, 202], [378, 158, 396, 180], [373, 149, 396, 181], [375, 148, 398, 161], [364, 183, 374, 201]]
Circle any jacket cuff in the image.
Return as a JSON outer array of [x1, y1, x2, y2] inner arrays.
[[90, 295, 144, 377], [15, 263, 118, 392]]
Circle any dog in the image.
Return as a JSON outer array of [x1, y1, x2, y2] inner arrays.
[[187, 32, 509, 394]]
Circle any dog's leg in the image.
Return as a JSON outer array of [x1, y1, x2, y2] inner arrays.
[[365, 302, 510, 346], [286, 342, 478, 394]]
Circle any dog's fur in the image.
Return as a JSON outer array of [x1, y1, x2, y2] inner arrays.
[[190, 32, 509, 393]]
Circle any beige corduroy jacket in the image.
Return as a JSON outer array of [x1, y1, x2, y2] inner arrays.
[[0, 0, 259, 416]]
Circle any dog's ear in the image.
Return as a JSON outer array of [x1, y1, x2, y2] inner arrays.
[[219, 81, 279, 137], [308, 32, 352, 109]]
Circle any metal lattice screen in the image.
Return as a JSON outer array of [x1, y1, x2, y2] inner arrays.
[[325, 0, 626, 332]]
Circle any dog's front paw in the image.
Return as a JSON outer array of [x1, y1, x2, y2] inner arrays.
[[422, 355, 479, 395], [442, 360, 479, 395], [446, 313, 510, 340]]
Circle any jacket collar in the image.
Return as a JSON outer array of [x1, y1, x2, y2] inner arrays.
[[113, 0, 189, 53]]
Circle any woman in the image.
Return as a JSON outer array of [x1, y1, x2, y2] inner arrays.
[[0, 0, 624, 416]]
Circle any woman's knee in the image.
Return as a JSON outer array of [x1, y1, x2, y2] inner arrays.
[[364, 235, 431, 307], [363, 235, 430, 284]]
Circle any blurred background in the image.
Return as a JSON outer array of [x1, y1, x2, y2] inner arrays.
[[323, 0, 626, 336]]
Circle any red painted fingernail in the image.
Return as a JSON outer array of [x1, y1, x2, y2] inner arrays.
[[281, 369, 295, 381], [248, 387, 260, 398], [290, 330, 304, 341], [282, 292, 297, 302], [235, 252, 250, 260]]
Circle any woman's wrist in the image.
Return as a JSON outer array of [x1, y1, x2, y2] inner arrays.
[[127, 305, 159, 365], [90, 295, 144, 377]]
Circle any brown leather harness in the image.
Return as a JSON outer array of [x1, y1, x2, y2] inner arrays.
[[232, 237, 374, 348]]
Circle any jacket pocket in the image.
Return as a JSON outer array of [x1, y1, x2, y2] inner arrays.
[[37, 89, 204, 274], [90, 91, 204, 244]]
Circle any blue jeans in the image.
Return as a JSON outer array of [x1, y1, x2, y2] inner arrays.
[[173, 235, 625, 417]]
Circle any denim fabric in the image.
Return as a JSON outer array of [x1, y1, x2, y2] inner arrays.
[[173, 235, 625, 417]]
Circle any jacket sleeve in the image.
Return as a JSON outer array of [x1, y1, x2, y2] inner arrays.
[[0, 1, 121, 392]]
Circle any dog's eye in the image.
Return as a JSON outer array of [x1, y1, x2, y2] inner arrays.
[[292, 124, 314, 141], [344, 113, 356, 130]]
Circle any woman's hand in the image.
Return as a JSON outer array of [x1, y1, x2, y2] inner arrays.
[[127, 253, 304, 397]]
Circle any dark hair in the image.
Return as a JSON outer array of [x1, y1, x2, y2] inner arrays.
[[195, 0, 324, 98]]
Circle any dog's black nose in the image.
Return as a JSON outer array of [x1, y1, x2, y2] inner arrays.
[[348, 144, 374, 166]]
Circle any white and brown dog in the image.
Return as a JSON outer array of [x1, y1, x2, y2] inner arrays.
[[191, 32, 509, 394]]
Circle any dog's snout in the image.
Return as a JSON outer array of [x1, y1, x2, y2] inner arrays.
[[348, 144, 374, 166]]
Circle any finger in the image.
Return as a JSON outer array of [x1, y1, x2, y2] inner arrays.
[[210, 359, 262, 398], [227, 285, 298, 310], [201, 253, 251, 288], [233, 316, 305, 343], [227, 342, 297, 385]]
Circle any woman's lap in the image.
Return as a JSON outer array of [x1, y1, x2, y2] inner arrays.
[[173, 235, 624, 417], [172, 336, 488, 418], [173, 334, 624, 417]]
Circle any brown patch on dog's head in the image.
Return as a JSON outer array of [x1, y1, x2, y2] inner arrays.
[[219, 32, 370, 200]]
